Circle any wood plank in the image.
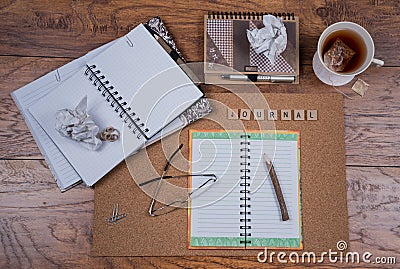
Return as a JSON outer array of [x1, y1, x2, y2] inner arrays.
[[344, 67, 400, 166], [0, 0, 398, 65], [347, 167, 400, 261], [0, 160, 398, 267], [1, 55, 399, 166]]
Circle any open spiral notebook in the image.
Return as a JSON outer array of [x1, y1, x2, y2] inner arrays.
[[189, 130, 302, 249], [13, 21, 205, 189]]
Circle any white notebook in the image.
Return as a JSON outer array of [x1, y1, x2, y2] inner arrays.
[[28, 24, 203, 186], [11, 40, 118, 191], [189, 130, 302, 249]]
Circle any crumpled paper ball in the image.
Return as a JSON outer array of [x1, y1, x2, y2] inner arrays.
[[55, 96, 102, 151], [246, 14, 287, 66]]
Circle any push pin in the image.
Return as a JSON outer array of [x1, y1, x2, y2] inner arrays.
[[105, 203, 126, 224]]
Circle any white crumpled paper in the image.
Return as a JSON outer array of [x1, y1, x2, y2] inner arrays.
[[55, 96, 102, 151], [246, 14, 287, 66]]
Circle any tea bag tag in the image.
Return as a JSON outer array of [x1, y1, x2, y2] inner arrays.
[[352, 78, 369, 97]]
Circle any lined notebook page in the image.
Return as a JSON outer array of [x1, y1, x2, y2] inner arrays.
[[247, 131, 301, 248], [11, 39, 117, 190], [12, 69, 82, 191], [28, 66, 146, 186], [190, 131, 244, 247], [189, 130, 302, 249], [89, 24, 203, 138]]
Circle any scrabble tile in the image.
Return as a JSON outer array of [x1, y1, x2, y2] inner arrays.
[[240, 109, 251, 120], [294, 110, 305, 121], [227, 109, 238, 119], [281, 110, 292, 120], [267, 110, 278, 120], [307, 110, 318, 121], [253, 109, 265, 120]]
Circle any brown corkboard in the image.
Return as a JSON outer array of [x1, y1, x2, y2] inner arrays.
[[92, 93, 348, 256]]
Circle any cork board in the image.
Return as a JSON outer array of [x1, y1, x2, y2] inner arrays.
[[92, 93, 348, 256]]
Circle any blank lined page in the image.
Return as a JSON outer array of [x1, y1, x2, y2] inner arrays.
[[28, 67, 146, 186], [89, 24, 203, 138], [12, 69, 83, 191], [247, 131, 302, 248], [11, 38, 119, 190], [189, 131, 244, 248]]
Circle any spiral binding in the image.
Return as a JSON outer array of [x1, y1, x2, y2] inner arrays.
[[208, 11, 295, 21], [239, 134, 251, 245], [84, 64, 150, 139]]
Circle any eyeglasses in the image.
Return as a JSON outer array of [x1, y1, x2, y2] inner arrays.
[[141, 144, 217, 216]]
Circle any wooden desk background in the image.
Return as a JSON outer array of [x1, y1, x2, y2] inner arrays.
[[0, 0, 399, 268]]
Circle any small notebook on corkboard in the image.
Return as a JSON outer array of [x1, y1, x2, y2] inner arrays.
[[189, 130, 302, 249], [204, 12, 299, 84], [92, 93, 348, 257]]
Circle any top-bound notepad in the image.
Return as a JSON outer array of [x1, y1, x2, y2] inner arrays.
[[29, 24, 203, 186], [204, 12, 299, 84]]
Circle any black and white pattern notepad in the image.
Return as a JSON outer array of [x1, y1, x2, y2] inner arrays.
[[204, 12, 299, 84]]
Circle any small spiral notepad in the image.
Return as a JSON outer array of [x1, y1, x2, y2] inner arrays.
[[204, 12, 299, 84], [28, 24, 203, 186]]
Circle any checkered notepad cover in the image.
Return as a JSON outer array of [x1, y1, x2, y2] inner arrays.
[[206, 19, 296, 74], [206, 19, 233, 67], [249, 21, 295, 73]]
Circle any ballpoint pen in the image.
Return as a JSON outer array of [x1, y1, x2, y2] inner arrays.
[[221, 74, 296, 83]]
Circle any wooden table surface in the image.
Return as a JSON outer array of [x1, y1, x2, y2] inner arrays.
[[1, 0, 399, 268]]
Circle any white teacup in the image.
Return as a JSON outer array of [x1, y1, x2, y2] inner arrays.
[[313, 21, 384, 86]]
